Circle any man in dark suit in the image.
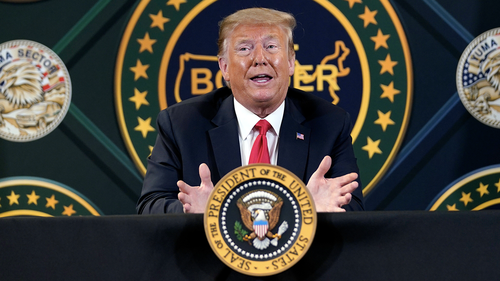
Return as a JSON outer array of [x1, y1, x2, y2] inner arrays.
[[137, 7, 363, 214]]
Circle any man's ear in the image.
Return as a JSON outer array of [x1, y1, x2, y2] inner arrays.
[[288, 54, 296, 77], [218, 57, 230, 82]]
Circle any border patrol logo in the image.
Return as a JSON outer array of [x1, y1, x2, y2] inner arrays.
[[204, 164, 316, 276], [115, 0, 412, 194], [0, 177, 102, 217], [428, 165, 500, 211], [0, 40, 71, 142], [457, 28, 500, 128]]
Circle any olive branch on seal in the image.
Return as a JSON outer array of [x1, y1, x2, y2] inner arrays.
[[234, 221, 248, 242]]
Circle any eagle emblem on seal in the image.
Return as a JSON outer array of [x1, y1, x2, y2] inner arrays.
[[236, 190, 289, 250]]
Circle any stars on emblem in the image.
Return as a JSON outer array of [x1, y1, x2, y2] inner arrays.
[[432, 175, 500, 211], [62, 204, 77, 216], [374, 110, 395, 131], [130, 59, 149, 81], [27, 190, 40, 205], [380, 81, 401, 102], [135, 117, 155, 138], [7, 191, 20, 206], [129, 88, 149, 110], [167, 0, 187, 11], [476, 182, 489, 197], [344, 0, 362, 9], [149, 10, 170, 31], [343, 2, 406, 164], [1, 192, 81, 216], [362, 137, 382, 159], [459, 192, 473, 207], [371, 29, 390, 50], [137, 32, 157, 53], [128, 3, 190, 150], [45, 194, 59, 210], [0, 180, 100, 217], [358, 6, 378, 28], [378, 54, 398, 75]]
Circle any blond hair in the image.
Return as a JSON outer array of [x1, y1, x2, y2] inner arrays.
[[217, 8, 296, 59]]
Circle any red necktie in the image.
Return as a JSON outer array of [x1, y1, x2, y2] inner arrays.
[[248, 120, 272, 164]]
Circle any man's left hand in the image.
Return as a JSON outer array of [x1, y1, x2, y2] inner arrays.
[[177, 163, 214, 213], [307, 156, 358, 212]]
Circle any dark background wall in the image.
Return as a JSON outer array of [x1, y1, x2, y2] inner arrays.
[[0, 0, 499, 215]]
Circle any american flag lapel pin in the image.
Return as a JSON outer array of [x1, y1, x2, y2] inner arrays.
[[296, 132, 305, 140]]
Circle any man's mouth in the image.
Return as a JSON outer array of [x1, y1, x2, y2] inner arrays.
[[251, 74, 273, 83]]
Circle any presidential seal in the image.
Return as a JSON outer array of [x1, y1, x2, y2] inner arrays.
[[0, 40, 71, 142], [457, 28, 500, 128], [0, 177, 102, 217], [204, 164, 316, 276], [428, 164, 500, 211], [115, 0, 412, 194]]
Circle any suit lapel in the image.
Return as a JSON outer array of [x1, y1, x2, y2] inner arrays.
[[209, 96, 241, 178], [277, 98, 310, 180]]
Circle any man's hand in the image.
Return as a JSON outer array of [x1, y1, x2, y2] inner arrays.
[[307, 156, 358, 212], [177, 163, 214, 213]]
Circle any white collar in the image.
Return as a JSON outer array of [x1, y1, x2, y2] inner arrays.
[[234, 98, 285, 140]]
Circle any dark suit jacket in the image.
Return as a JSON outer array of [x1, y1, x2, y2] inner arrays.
[[137, 87, 364, 213]]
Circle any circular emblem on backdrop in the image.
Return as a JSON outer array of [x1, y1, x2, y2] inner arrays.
[[115, 0, 412, 194], [457, 28, 500, 128], [0, 177, 102, 217], [428, 165, 500, 211], [204, 164, 316, 276], [0, 40, 71, 142]]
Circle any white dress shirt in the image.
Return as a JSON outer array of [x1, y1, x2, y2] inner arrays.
[[234, 98, 284, 166]]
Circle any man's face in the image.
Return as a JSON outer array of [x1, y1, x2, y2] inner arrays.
[[218, 24, 295, 117]]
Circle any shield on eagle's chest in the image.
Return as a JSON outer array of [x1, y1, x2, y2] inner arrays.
[[253, 220, 268, 239]]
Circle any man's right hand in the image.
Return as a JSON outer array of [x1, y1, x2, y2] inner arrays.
[[177, 163, 214, 213]]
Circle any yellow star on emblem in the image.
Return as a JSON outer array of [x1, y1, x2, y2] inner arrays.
[[358, 6, 378, 28], [167, 0, 187, 11], [149, 10, 170, 31], [380, 81, 401, 102], [476, 182, 489, 197], [459, 192, 473, 207], [130, 59, 149, 81], [362, 137, 382, 159], [446, 204, 458, 211], [46, 194, 59, 210], [62, 204, 77, 216], [27, 190, 40, 205], [130, 88, 149, 110], [371, 29, 390, 50], [374, 110, 395, 131], [7, 190, 20, 206], [149, 145, 154, 157], [135, 117, 156, 138], [495, 178, 500, 192], [137, 32, 157, 53], [344, 0, 362, 8], [378, 54, 398, 75]]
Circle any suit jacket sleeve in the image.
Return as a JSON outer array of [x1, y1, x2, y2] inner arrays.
[[331, 111, 364, 211]]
